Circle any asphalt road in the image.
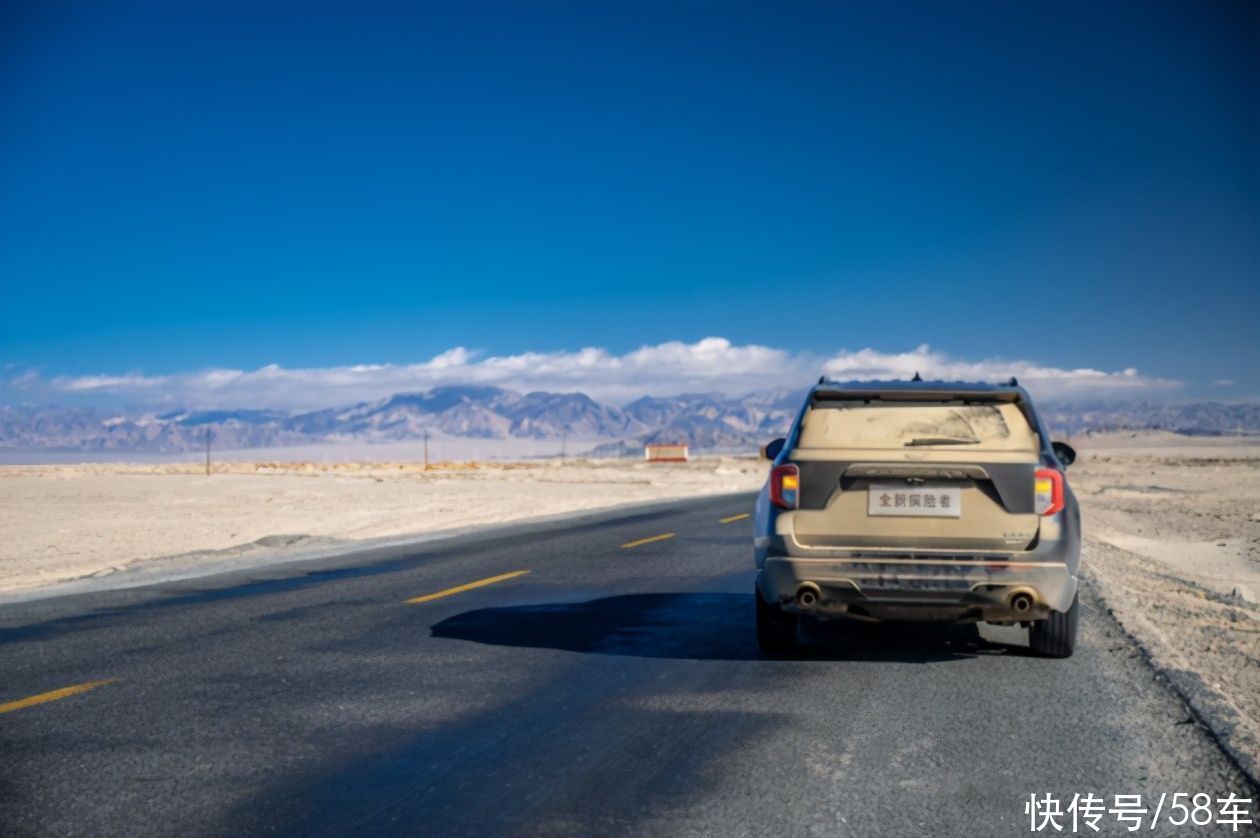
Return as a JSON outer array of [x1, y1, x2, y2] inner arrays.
[[1, 494, 1254, 836]]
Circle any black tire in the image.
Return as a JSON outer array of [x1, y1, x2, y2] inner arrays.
[[1029, 593, 1079, 658], [756, 586, 798, 653]]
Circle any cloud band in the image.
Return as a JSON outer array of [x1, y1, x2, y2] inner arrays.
[[5, 339, 1179, 411]]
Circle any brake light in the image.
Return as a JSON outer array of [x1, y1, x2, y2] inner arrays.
[[770, 464, 800, 509], [1034, 468, 1064, 516]]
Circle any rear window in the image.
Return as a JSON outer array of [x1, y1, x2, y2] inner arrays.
[[796, 402, 1038, 451]]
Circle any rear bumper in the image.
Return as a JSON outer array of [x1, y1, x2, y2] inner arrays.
[[757, 554, 1077, 623]]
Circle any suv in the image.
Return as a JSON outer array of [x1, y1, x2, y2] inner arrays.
[[754, 378, 1080, 657]]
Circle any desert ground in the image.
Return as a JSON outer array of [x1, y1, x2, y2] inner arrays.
[[0, 457, 768, 595], [2, 434, 1257, 770], [1069, 433, 1260, 772]]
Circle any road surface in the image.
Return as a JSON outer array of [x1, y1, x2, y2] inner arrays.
[[1, 494, 1254, 836]]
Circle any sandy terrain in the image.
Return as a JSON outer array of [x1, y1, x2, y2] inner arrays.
[[0, 458, 766, 595], [1070, 433, 1260, 776]]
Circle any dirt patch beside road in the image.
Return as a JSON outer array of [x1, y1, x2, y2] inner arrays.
[[1072, 435, 1260, 779]]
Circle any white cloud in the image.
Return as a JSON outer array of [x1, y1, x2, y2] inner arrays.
[[4, 339, 1179, 411], [60, 372, 172, 391], [1211, 379, 1236, 387], [821, 344, 1178, 396]]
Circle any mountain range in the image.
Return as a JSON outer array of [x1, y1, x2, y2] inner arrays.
[[1, 387, 1257, 454]]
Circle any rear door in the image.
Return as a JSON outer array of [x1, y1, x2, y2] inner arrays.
[[784, 400, 1041, 552]]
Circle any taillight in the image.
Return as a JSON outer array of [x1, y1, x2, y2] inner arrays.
[[1034, 468, 1064, 516], [770, 464, 800, 509]]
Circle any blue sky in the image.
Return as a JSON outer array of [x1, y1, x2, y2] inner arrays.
[[1, 1, 1256, 407]]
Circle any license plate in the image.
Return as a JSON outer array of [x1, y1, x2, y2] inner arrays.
[[867, 484, 961, 518]]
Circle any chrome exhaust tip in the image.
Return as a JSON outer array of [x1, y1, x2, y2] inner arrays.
[[1009, 591, 1035, 614], [796, 583, 821, 608]]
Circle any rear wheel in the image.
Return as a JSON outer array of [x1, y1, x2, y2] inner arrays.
[[1029, 593, 1079, 658], [756, 586, 798, 653]]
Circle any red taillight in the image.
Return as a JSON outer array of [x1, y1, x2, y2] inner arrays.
[[1034, 468, 1064, 516], [770, 464, 800, 509]]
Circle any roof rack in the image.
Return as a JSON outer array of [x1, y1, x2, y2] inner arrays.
[[812, 374, 1025, 390]]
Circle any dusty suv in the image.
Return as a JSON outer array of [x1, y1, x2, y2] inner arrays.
[[754, 379, 1080, 657]]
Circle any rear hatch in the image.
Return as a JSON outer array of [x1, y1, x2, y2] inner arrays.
[[785, 398, 1041, 552]]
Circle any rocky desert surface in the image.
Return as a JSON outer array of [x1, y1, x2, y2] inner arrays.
[[1070, 433, 1259, 776]]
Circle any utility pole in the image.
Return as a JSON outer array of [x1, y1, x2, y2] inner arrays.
[[423, 430, 430, 471], [205, 428, 212, 476]]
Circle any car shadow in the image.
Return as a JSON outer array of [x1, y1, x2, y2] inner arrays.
[[431, 592, 1014, 663]]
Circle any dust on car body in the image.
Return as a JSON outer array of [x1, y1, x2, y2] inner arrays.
[[754, 377, 1081, 656]]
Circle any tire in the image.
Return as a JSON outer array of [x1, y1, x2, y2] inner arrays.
[[756, 586, 798, 653], [1029, 593, 1079, 658]]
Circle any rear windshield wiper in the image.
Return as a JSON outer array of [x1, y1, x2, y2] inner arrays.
[[903, 437, 981, 446]]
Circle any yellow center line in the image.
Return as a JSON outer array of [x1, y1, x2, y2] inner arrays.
[[0, 679, 117, 715], [719, 513, 751, 524], [620, 532, 675, 549], [405, 570, 530, 604]]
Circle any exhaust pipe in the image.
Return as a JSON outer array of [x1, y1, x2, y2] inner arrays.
[[796, 583, 821, 608], [1009, 591, 1035, 614]]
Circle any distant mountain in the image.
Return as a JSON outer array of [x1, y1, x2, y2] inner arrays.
[[281, 386, 645, 441], [498, 391, 646, 439], [1, 390, 1256, 454], [622, 391, 803, 450], [287, 387, 519, 439], [0, 405, 308, 452], [1038, 401, 1260, 437]]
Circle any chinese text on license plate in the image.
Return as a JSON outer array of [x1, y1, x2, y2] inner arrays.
[[867, 484, 962, 518]]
